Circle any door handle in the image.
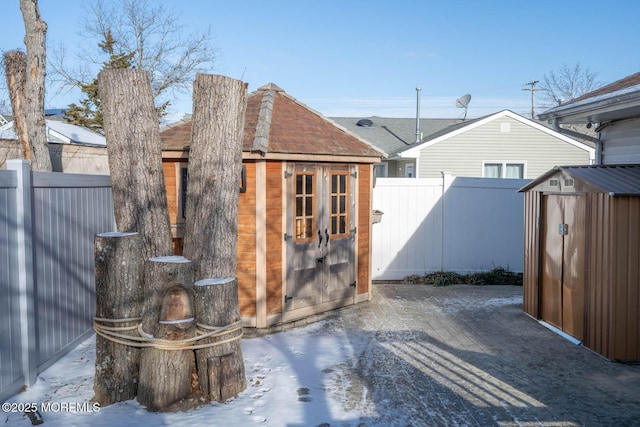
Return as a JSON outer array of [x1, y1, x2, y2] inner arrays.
[[318, 229, 323, 247], [325, 228, 329, 247], [316, 255, 327, 263]]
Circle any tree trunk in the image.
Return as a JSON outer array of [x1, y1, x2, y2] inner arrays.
[[19, 0, 52, 172], [98, 68, 173, 261], [141, 256, 193, 337], [137, 259, 196, 411], [93, 232, 144, 406], [182, 74, 247, 280], [193, 277, 244, 401], [182, 74, 247, 401], [3, 50, 30, 161]]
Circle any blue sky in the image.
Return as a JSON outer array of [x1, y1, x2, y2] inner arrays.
[[2, 0, 639, 120]]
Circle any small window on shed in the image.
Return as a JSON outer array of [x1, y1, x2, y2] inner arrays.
[[564, 178, 575, 187], [549, 179, 559, 187]]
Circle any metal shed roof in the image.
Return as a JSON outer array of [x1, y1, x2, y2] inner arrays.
[[519, 164, 640, 196]]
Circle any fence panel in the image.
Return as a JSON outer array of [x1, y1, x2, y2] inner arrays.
[[0, 170, 23, 402], [31, 172, 115, 371], [0, 162, 115, 403], [372, 175, 530, 280]]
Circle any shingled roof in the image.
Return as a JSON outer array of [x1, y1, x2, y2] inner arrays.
[[161, 83, 384, 160]]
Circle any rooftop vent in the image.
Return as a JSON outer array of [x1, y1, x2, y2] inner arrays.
[[356, 118, 373, 127]]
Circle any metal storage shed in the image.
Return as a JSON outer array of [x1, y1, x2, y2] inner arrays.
[[519, 164, 640, 362]]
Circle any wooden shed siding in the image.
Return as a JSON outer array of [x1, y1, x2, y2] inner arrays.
[[418, 116, 591, 179], [163, 161, 180, 225], [522, 191, 540, 317], [238, 161, 257, 316], [265, 161, 283, 314], [357, 164, 371, 294]]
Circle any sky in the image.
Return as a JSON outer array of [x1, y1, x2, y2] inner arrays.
[[1, 0, 639, 121]]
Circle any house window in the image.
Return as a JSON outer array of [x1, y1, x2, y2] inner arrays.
[[374, 163, 388, 178], [483, 162, 525, 179], [294, 172, 315, 240], [330, 173, 349, 237]]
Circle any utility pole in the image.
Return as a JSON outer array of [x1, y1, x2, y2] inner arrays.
[[523, 80, 540, 120]]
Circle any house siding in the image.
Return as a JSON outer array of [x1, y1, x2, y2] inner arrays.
[[418, 116, 591, 179], [600, 118, 640, 164]]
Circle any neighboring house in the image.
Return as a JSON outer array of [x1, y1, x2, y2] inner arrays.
[[161, 83, 384, 329], [334, 110, 595, 179], [538, 71, 640, 165], [0, 117, 108, 174], [331, 116, 458, 177]]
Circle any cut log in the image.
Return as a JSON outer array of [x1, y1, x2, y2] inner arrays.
[[93, 232, 144, 406], [98, 68, 173, 261], [138, 284, 197, 412], [193, 277, 245, 401], [141, 256, 193, 337], [182, 74, 247, 401]]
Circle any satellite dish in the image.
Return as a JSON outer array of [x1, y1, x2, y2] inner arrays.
[[455, 94, 472, 120]]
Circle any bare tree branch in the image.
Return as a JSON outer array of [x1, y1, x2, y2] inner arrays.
[[540, 63, 601, 108]]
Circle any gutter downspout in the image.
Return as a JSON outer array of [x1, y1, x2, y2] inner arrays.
[[551, 118, 602, 165]]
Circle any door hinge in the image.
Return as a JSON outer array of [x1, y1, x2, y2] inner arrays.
[[350, 171, 358, 178], [350, 227, 357, 235], [284, 171, 293, 178], [284, 294, 293, 303], [284, 233, 292, 241], [350, 281, 357, 287]]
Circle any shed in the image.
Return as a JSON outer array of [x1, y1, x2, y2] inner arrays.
[[161, 83, 384, 329], [519, 164, 640, 361]]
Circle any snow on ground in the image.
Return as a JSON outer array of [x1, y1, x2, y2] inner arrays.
[[3, 322, 376, 427]]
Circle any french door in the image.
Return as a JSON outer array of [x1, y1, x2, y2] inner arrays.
[[284, 163, 356, 316]]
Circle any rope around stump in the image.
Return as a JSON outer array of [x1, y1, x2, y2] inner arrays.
[[93, 316, 243, 351]]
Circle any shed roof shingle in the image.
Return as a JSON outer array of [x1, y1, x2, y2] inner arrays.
[[161, 83, 384, 160]]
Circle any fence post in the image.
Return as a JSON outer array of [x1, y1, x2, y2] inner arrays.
[[7, 159, 37, 386]]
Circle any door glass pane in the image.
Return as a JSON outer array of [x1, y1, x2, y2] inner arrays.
[[296, 197, 302, 216], [305, 196, 313, 216], [506, 163, 524, 179], [329, 173, 349, 236], [294, 173, 315, 241]]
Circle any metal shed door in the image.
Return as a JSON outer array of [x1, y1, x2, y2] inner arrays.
[[540, 194, 586, 340], [284, 163, 356, 315]]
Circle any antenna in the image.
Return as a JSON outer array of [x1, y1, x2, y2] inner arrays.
[[455, 94, 471, 120]]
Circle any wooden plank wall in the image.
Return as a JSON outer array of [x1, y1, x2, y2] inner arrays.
[[357, 164, 371, 295], [238, 161, 257, 316], [265, 161, 283, 314]]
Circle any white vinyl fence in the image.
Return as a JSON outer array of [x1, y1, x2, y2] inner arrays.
[[371, 175, 530, 280], [0, 160, 115, 403]]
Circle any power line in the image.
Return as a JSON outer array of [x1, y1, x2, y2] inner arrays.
[[522, 80, 541, 120]]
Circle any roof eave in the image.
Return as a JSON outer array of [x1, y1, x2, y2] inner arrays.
[[538, 89, 640, 124]]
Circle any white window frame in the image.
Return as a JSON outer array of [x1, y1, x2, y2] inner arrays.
[[482, 161, 527, 179]]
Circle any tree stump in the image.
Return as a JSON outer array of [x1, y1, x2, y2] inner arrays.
[[138, 284, 197, 411], [93, 232, 144, 406], [193, 277, 245, 401], [182, 74, 247, 401], [141, 256, 193, 337]]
